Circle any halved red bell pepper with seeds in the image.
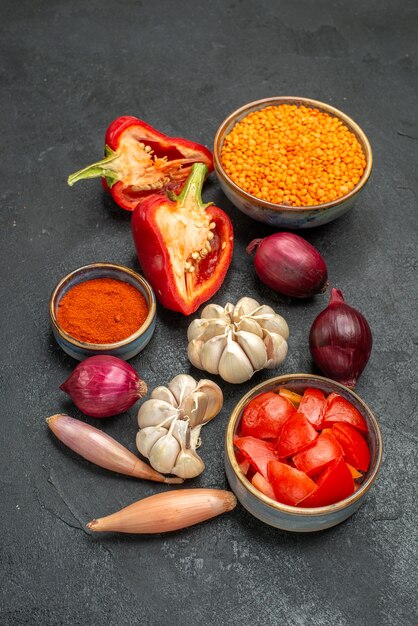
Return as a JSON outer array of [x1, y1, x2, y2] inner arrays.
[[276, 413, 318, 458], [67, 116, 213, 211], [132, 163, 233, 315], [241, 391, 295, 439], [322, 393, 368, 433], [297, 387, 326, 429]]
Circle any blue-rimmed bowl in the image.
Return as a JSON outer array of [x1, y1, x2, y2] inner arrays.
[[225, 374, 382, 532], [49, 263, 157, 361], [214, 97, 373, 229]]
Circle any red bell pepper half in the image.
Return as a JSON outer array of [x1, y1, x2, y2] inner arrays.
[[67, 116, 213, 211], [132, 163, 233, 315], [268, 461, 317, 506], [241, 391, 295, 439]]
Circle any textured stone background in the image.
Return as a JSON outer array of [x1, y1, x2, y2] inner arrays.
[[1, 1, 417, 624]]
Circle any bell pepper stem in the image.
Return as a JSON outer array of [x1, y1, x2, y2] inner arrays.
[[67, 146, 119, 187], [169, 162, 212, 210]]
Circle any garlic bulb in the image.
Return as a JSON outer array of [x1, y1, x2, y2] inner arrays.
[[187, 296, 289, 384], [136, 374, 223, 479]]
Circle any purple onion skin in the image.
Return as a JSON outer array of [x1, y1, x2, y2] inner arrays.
[[60, 355, 147, 418], [309, 289, 372, 388], [247, 233, 328, 298]]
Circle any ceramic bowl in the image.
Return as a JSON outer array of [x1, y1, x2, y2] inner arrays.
[[225, 374, 382, 532], [49, 262, 157, 361], [214, 97, 373, 229]]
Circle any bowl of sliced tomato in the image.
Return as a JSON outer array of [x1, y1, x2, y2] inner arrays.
[[225, 374, 382, 532]]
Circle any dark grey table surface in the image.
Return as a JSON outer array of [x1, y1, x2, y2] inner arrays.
[[1, 1, 417, 624]]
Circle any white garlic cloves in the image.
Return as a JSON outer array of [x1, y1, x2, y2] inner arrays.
[[258, 314, 289, 340], [181, 391, 209, 429], [236, 316, 264, 337], [186, 297, 289, 384], [235, 330, 268, 371], [253, 304, 276, 317], [218, 332, 254, 384], [137, 399, 178, 429], [187, 318, 210, 342], [168, 374, 197, 405], [148, 421, 181, 474], [194, 379, 223, 423], [136, 374, 223, 479], [151, 386, 178, 406], [200, 334, 227, 375], [199, 319, 228, 343], [234, 297, 261, 318], [188, 339, 204, 369], [264, 331, 289, 368], [171, 448, 205, 479], [136, 426, 167, 458], [201, 303, 229, 322]]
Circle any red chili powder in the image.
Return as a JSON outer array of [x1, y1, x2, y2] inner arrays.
[[57, 278, 149, 344]]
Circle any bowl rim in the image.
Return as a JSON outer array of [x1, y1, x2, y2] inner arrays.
[[214, 96, 373, 213], [49, 262, 157, 350], [225, 373, 382, 516]]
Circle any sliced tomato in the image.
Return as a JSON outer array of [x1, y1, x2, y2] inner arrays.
[[300, 457, 355, 507], [234, 436, 277, 479], [251, 472, 276, 500], [346, 463, 363, 480], [241, 392, 295, 439], [236, 455, 251, 475], [278, 387, 302, 408], [277, 413, 318, 458], [322, 393, 368, 433], [292, 431, 344, 477], [332, 422, 370, 472], [268, 460, 317, 506], [297, 387, 326, 428]]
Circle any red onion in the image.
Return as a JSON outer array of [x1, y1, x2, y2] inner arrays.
[[60, 355, 147, 418], [309, 288, 372, 388], [247, 233, 328, 298]]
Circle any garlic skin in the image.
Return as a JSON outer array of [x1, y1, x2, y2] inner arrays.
[[136, 374, 223, 479], [186, 297, 289, 384]]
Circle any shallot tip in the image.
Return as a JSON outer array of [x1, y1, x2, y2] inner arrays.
[[86, 519, 99, 531]]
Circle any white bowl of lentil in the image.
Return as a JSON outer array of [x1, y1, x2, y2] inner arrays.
[[214, 97, 372, 229]]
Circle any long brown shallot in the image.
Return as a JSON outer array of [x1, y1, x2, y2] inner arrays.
[[87, 489, 237, 534], [47, 414, 182, 484]]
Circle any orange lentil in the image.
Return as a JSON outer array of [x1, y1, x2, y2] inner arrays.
[[220, 104, 367, 206]]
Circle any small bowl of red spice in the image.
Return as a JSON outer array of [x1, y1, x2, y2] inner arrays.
[[49, 263, 157, 361]]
